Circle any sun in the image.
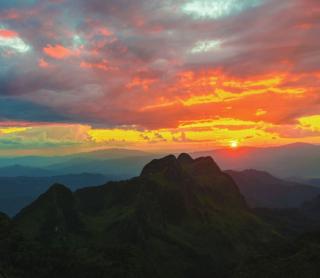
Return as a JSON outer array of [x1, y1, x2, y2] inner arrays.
[[230, 140, 239, 149]]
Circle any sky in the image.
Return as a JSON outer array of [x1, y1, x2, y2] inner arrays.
[[0, 0, 320, 155]]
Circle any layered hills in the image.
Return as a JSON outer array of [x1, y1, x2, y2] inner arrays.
[[0, 153, 276, 278], [227, 169, 320, 208]]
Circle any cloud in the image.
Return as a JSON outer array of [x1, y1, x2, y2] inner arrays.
[[38, 58, 49, 68], [0, 0, 319, 152], [190, 40, 222, 53], [0, 98, 69, 122], [43, 44, 75, 59], [0, 28, 30, 54], [0, 123, 91, 150], [181, 0, 263, 19], [298, 115, 320, 131]]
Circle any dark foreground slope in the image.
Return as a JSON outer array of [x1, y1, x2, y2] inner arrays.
[[234, 231, 320, 278], [0, 154, 276, 278], [234, 195, 320, 277]]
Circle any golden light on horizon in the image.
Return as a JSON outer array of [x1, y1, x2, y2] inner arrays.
[[230, 140, 239, 149]]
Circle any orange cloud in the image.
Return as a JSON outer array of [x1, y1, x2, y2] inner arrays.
[[180, 73, 305, 106], [43, 44, 74, 59]]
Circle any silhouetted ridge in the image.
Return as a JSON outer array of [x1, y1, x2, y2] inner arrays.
[[15, 183, 83, 240], [177, 153, 193, 164], [140, 154, 181, 180], [5, 153, 277, 278], [192, 156, 221, 175], [141, 154, 221, 177], [139, 154, 246, 210], [47, 183, 71, 194]]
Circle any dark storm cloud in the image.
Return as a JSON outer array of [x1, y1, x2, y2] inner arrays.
[[0, 98, 68, 122]]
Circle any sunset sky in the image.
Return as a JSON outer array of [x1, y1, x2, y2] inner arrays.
[[0, 0, 319, 155]]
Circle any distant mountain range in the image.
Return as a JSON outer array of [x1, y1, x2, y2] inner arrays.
[[194, 143, 320, 179], [0, 164, 55, 177], [0, 144, 319, 216], [45, 155, 157, 177], [0, 148, 160, 178], [0, 143, 320, 179], [0, 148, 153, 168], [0, 173, 111, 216], [306, 178, 320, 187], [227, 169, 320, 208], [0, 143, 318, 180]]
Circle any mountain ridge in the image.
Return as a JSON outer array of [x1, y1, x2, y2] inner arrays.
[[227, 169, 320, 208], [1, 153, 277, 278]]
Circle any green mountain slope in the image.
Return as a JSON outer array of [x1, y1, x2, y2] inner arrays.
[[234, 231, 320, 278], [2, 154, 277, 278]]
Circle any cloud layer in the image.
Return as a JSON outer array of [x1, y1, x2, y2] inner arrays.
[[0, 0, 319, 153]]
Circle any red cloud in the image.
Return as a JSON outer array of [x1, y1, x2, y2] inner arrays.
[[80, 60, 109, 71], [0, 29, 17, 38], [38, 58, 50, 68], [98, 27, 112, 37], [43, 44, 73, 59]]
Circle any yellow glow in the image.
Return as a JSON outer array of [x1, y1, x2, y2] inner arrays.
[[298, 115, 320, 131], [223, 76, 284, 88], [255, 109, 267, 116], [182, 85, 304, 106], [230, 140, 239, 148], [1, 114, 320, 156], [178, 118, 267, 129], [0, 127, 28, 134]]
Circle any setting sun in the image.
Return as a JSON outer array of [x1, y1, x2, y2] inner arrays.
[[230, 140, 239, 148]]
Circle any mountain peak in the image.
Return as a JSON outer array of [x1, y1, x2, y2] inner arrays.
[[14, 183, 82, 239], [47, 183, 71, 193], [192, 156, 221, 175], [140, 154, 180, 178], [177, 153, 193, 164], [140, 153, 225, 185]]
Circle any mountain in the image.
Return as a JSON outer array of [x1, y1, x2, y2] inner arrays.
[[14, 184, 83, 240], [235, 195, 320, 277], [0, 173, 111, 216], [0, 164, 54, 177], [0, 153, 276, 278], [234, 230, 320, 278], [68, 148, 151, 160], [1, 143, 319, 179], [0, 148, 159, 177], [194, 143, 320, 179], [307, 178, 320, 187], [45, 155, 158, 177], [301, 194, 320, 220], [0, 148, 153, 168], [226, 169, 320, 208]]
